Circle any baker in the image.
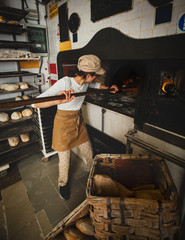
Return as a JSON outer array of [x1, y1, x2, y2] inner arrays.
[[34, 54, 119, 200]]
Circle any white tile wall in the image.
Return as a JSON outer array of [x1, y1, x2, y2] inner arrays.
[[141, 15, 154, 32], [66, 0, 185, 50]]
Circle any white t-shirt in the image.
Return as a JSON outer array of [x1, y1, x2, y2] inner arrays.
[[37, 76, 101, 110]]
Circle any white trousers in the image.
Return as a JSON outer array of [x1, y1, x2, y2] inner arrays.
[[57, 140, 93, 186]]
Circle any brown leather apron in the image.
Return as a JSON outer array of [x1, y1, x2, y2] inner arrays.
[[52, 109, 89, 151]]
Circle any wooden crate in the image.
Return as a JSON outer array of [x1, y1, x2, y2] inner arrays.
[[86, 154, 180, 240]]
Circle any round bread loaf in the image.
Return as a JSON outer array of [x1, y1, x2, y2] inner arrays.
[[22, 95, 29, 100], [15, 96, 22, 101], [18, 82, 28, 89], [0, 112, 9, 122], [20, 133, 30, 142], [8, 136, 19, 147], [11, 111, 22, 120], [22, 108, 33, 117], [0, 83, 19, 91], [75, 217, 95, 236], [63, 227, 87, 240]]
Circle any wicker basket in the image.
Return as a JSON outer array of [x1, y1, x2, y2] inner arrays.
[[86, 154, 180, 240], [45, 200, 96, 240]]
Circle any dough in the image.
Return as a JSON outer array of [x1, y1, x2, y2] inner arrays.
[[22, 108, 33, 117], [75, 217, 95, 236], [93, 174, 134, 197], [8, 136, 19, 147], [17, 82, 28, 89], [20, 133, 30, 142], [22, 95, 29, 100], [15, 96, 22, 101], [11, 111, 22, 120], [0, 83, 19, 91], [0, 112, 9, 122]]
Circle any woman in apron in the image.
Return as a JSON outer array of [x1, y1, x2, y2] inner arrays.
[[34, 54, 118, 200]]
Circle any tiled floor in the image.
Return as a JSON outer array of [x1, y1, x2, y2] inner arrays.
[[0, 151, 89, 239]]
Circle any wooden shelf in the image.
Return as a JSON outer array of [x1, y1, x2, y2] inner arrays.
[[0, 71, 37, 78]]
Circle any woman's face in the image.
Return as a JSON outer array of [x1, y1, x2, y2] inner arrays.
[[85, 74, 97, 83]]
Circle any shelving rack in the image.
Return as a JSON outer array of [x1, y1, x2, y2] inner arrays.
[[0, 6, 42, 170], [34, 106, 57, 161]]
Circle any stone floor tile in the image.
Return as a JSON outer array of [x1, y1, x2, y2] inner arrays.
[[0, 163, 22, 200], [44, 165, 59, 192], [0, 226, 7, 240], [9, 219, 43, 240], [0, 200, 7, 240], [1, 181, 29, 209], [33, 193, 70, 228], [68, 174, 83, 196], [19, 164, 47, 192], [1, 150, 89, 238], [26, 176, 59, 206], [65, 185, 86, 212], [36, 209, 52, 238], [5, 198, 35, 238], [77, 172, 89, 189], [18, 152, 44, 172], [0, 200, 5, 226]]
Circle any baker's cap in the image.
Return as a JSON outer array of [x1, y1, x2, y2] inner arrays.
[[77, 54, 105, 75]]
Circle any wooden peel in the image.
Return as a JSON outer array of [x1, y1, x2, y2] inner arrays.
[[0, 89, 111, 110]]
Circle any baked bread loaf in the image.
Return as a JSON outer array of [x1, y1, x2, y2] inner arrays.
[[75, 217, 94, 236], [15, 96, 22, 101], [22, 95, 29, 100], [22, 108, 33, 117], [134, 189, 165, 200], [93, 174, 134, 197], [7, 20, 19, 25], [17, 82, 28, 89], [8, 136, 19, 147], [0, 112, 9, 122], [11, 111, 22, 120], [0, 16, 6, 23], [20, 133, 30, 142], [0, 83, 19, 91], [63, 227, 87, 240]]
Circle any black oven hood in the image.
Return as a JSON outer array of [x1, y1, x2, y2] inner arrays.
[[57, 28, 185, 149], [57, 27, 185, 63]]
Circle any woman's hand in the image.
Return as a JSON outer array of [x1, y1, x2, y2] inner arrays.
[[109, 85, 119, 93], [56, 89, 75, 104]]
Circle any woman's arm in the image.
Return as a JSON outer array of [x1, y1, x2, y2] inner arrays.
[[100, 84, 119, 93], [34, 89, 75, 108]]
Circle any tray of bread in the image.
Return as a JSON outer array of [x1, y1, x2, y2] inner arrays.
[[0, 107, 36, 127], [0, 82, 37, 94]]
